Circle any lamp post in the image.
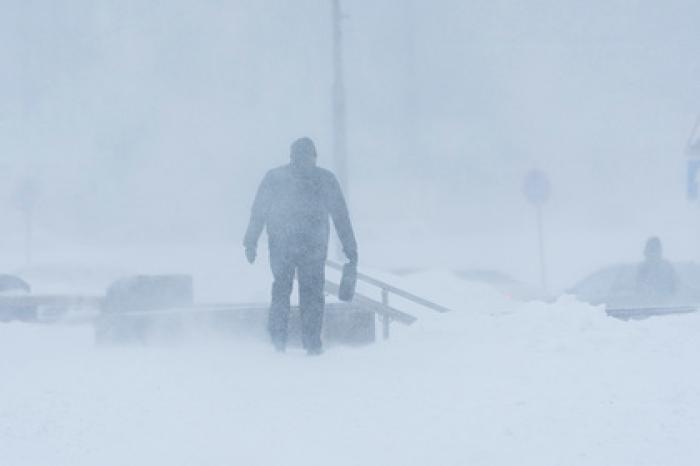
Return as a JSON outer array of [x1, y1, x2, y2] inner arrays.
[[15, 178, 39, 266], [332, 0, 348, 198], [332, 0, 349, 261], [686, 115, 700, 200]]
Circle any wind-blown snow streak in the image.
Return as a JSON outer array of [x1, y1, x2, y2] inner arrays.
[[1, 291, 698, 466]]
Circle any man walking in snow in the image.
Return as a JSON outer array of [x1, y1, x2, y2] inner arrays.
[[244, 137, 357, 354]]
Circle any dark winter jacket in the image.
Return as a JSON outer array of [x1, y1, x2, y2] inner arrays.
[[244, 164, 357, 261], [635, 259, 678, 301]]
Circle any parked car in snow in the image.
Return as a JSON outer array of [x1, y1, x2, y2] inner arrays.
[[0, 274, 36, 322], [568, 262, 700, 309]]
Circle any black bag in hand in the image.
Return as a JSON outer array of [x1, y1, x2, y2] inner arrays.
[[338, 262, 357, 302]]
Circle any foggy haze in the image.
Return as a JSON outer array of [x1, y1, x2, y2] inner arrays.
[[4, 3, 700, 466], [1, 0, 699, 290]]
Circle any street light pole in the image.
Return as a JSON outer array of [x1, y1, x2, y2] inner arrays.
[[403, 0, 418, 165], [332, 0, 348, 199], [332, 0, 349, 261]]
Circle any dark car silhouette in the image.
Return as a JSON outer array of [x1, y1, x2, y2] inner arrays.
[[569, 262, 700, 308], [0, 274, 35, 322]]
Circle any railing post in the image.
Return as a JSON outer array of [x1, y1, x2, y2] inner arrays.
[[381, 288, 390, 340]]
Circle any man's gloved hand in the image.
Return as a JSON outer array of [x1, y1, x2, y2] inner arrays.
[[245, 247, 257, 264], [346, 249, 358, 265]]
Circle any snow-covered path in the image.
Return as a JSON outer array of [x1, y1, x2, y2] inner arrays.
[[1, 298, 699, 466]]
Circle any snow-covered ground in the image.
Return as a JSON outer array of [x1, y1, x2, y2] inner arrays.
[[1, 268, 699, 466]]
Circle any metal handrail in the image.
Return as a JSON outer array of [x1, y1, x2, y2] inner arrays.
[[325, 260, 452, 313], [324, 280, 416, 325]]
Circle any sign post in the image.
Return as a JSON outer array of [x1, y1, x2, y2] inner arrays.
[[15, 178, 39, 266], [686, 116, 700, 201], [522, 170, 551, 292]]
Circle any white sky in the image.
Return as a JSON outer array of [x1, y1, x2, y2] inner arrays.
[[1, 0, 699, 287]]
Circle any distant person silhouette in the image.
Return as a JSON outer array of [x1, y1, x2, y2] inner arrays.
[[635, 236, 678, 303], [244, 137, 357, 354]]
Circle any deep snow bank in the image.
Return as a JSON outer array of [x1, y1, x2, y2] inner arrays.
[[0, 284, 699, 466]]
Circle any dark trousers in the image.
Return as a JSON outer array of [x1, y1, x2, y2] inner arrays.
[[269, 253, 325, 350]]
